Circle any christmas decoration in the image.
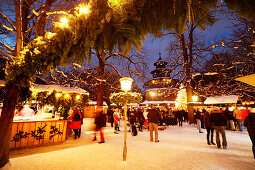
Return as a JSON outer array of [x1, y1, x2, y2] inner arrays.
[[110, 92, 142, 106], [175, 88, 187, 110]]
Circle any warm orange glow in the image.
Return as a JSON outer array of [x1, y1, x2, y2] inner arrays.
[[65, 94, 70, 98], [150, 91, 156, 97], [59, 17, 69, 28], [108, 0, 121, 7], [56, 93, 61, 98], [76, 95, 81, 100], [75, 4, 90, 15]]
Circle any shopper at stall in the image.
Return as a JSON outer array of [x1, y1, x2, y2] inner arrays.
[[70, 107, 83, 139], [20, 105, 35, 117], [148, 107, 161, 142], [244, 108, 255, 159], [93, 106, 106, 143]]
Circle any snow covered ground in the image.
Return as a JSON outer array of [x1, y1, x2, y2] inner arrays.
[[4, 118, 255, 170]]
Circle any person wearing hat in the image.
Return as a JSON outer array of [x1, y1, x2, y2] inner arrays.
[[244, 108, 255, 159]]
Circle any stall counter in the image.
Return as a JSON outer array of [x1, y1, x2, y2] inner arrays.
[[10, 119, 70, 149]]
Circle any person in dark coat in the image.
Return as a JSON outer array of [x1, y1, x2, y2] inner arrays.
[[244, 108, 255, 159], [93, 107, 106, 143], [138, 109, 145, 131], [177, 109, 183, 127], [203, 109, 215, 145], [107, 107, 114, 127], [210, 109, 227, 149], [147, 107, 161, 142]]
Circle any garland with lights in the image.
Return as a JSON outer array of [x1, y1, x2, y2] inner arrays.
[[33, 90, 88, 119], [110, 92, 142, 106]]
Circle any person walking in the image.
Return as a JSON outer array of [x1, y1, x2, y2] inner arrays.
[[244, 108, 255, 159], [93, 107, 106, 143], [70, 107, 83, 139], [138, 108, 145, 132], [147, 107, 161, 143], [210, 109, 227, 149], [203, 109, 215, 145], [177, 109, 183, 127], [195, 109, 203, 133], [113, 108, 120, 134], [233, 108, 244, 132], [107, 107, 114, 127], [143, 108, 148, 126]]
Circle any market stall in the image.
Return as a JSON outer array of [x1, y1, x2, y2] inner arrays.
[[10, 119, 68, 149], [8, 83, 89, 149]]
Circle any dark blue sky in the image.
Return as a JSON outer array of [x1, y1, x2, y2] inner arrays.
[[142, 13, 233, 78]]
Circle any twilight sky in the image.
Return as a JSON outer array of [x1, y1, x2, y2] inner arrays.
[[142, 12, 233, 79]]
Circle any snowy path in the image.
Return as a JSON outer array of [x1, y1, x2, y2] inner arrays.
[[5, 119, 255, 170]]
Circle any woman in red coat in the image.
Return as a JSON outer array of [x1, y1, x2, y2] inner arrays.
[[70, 107, 83, 139]]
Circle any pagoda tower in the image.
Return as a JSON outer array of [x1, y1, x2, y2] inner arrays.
[[142, 53, 178, 105], [151, 52, 171, 78]]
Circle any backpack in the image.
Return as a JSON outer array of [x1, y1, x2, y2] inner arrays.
[[73, 112, 81, 121]]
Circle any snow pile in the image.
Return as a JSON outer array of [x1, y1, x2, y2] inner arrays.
[[33, 84, 89, 95], [7, 119, 255, 170], [204, 95, 239, 104]]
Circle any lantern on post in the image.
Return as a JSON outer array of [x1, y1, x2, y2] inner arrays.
[[120, 77, 133, 161], [192, 95, 198, 102]]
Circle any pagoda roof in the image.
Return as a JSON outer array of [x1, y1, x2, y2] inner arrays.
[[153, 52, 168, 66]]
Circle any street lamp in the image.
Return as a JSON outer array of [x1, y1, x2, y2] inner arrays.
[[192, 95, 198, 102], [120, 77, 133, 161]]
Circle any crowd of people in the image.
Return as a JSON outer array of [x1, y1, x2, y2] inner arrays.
[[68, 105, 255, 159]]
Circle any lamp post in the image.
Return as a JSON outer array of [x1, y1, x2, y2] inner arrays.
[[120, 77, 133, 161]]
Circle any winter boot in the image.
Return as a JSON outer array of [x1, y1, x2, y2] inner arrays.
[[207, 135, 210, 145]]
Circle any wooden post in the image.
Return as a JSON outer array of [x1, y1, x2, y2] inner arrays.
[[123, 97, 127, 161]]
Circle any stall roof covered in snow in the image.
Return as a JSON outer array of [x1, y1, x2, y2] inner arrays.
[[140, 100, 176, 105], [204, 95, 239, 104], [33, 84, 89, 95], [144, 87, 179, 92], [0, 81, 88, 95], [88, 100, 107, 106]]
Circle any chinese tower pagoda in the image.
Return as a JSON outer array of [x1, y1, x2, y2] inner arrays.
[[142, 53, 178, 105]]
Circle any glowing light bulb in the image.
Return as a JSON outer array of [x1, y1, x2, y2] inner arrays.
[[59, 17, 69, 28], [56, 93, 61, 98], [76, 95, 81, 100], [77, 4, 90, 15]]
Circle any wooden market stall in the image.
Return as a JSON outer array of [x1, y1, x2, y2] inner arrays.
[[6, 83, 89, 149], [10, 119, 68, 149]]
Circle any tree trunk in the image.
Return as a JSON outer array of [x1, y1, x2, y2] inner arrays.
[[187, 24, 195, 124], [186, 83, 195, 123], [96, 53, 105, 107], [15, 0, 22, 56], [180, 33, 195, 124], [0, 84, 19, 168]]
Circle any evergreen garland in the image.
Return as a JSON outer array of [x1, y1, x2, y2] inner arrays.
[[110, 92, 142, 106]]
